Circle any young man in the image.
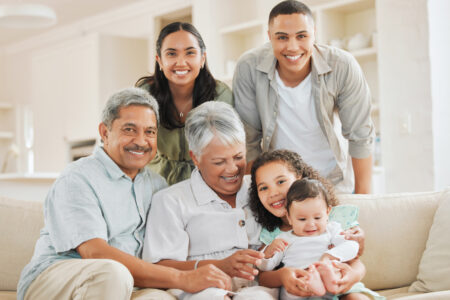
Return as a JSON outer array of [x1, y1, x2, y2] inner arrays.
[[233, 0, 374, 193], [17, 88, 231, 300]]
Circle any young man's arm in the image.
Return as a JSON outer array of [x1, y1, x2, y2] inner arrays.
[[77, 238, 231, 293], [335, 52, 375, 193], [352, 156, 373, 194], [232, 54, 263, 165]]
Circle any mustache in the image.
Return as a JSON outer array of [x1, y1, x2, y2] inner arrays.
[[124, 145, 152, 153]]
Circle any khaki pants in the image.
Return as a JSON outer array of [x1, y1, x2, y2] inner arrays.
[[25, 259, 176, 300]]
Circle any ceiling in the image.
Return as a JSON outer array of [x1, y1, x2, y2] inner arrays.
[[0, 0, 137, 47]]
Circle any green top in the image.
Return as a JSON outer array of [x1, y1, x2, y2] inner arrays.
[[142, 81, 233, 185]]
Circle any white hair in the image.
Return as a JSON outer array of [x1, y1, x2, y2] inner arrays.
[[185, 101, 245, 158], [102, 87, 159, 129]]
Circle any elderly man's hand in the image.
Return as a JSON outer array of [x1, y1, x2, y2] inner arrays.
[[180, 264, 232, 293], [218, 249, 264, 280]]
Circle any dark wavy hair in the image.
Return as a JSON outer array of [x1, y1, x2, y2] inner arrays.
[[249, 149, 338, 232], [135, 22, 217, 129], [286, 178, 331, 213]]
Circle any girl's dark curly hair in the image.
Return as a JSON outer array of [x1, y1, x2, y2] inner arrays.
[[135, 22, 217, 129], [249, 149, 338, 232]]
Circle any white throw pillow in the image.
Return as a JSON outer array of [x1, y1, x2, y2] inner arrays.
[[409, 188, 450, 292]]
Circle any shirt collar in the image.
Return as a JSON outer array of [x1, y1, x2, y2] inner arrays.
[[190, 168, 249, 208], [256, 43, 332, 79], [311, 44, 332, 75], [94, 146, 145, 181]]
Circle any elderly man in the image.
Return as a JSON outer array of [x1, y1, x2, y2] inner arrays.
[[17, 88, 230, 300]]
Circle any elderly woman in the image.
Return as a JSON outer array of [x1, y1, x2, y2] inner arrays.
[[143, 102, 277, 299]]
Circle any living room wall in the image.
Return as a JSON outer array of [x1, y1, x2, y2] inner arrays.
[[0, 0, 449, 193]]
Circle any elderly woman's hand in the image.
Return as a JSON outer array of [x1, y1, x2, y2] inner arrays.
[[343, 226, 365, 256], [180, 264, 232, 293], [217, 249, 264, 280]]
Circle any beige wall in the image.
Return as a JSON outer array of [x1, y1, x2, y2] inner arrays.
[[0, 0, 449, 192]]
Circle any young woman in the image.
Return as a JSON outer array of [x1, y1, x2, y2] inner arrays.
[[136, 22, 232, 185]]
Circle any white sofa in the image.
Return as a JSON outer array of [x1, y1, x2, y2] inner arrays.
[[1, 188, 449, 300]]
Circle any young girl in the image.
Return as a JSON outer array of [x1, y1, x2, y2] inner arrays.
[[249, 150, 384, 300]]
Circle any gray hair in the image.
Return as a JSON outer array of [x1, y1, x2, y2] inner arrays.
[[101, 87, 159, 129], [185, 101, 245, 158]]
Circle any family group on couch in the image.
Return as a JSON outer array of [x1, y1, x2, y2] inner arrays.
[[17, 1, 379, 299]]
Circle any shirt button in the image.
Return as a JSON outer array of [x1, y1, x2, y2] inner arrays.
[[239, 220, 246, 227]]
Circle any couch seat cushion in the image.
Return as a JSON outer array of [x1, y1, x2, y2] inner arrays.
[[0, 197, 43, 291]]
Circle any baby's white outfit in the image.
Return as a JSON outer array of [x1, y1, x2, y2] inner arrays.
[[259, 221, 359, 300]]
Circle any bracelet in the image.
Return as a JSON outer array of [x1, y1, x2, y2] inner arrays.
[[194, 260, 200, 270]]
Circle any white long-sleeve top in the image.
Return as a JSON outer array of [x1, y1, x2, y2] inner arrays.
[[259, 221, 359, 271]]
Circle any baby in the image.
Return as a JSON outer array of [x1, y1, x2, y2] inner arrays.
[[259, 178, 359, 299]]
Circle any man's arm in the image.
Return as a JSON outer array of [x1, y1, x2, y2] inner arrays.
[[352, 156, 372, 194], [155, 249, 264, 281], [335, 51, 375, 193], [77, 238, 231, 293], [232, 54, 263, 163]]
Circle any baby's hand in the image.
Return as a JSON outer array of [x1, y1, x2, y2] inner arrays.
[[263, 238, 288, 258]]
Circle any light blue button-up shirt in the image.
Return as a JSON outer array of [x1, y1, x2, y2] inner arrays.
[[17, 147, 167, 300]]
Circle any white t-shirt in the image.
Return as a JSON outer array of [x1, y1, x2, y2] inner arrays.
[[271, 71, 336, 177], [259, 222, 359, 271]]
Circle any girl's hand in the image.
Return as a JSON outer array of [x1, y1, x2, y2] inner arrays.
[[331, 261, 360, 294], [217, 249, 264, 280], [264, 238, 289, 258], [279, 267, 313, 297], [343, 226, 365, 256]]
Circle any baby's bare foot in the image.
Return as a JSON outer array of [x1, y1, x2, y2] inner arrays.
[[306, 265, 326, 296], [316, 261, 340, 294]]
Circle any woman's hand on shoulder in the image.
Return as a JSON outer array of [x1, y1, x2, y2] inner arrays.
[[218, 249, 264, 280], [263, 238, 288, 258], [343, 226, 365, 256], [179, 264, 232, 293]]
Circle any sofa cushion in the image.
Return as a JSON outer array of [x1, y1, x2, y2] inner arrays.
[[0, 197, 43, 291], [338, 191, 440, 291], [409, 188, 450, 292], [0, 291, 17, 300]]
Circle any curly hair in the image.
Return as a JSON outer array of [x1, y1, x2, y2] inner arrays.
[[135, 22, 217, 129], [249, 149, 338, 232]]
